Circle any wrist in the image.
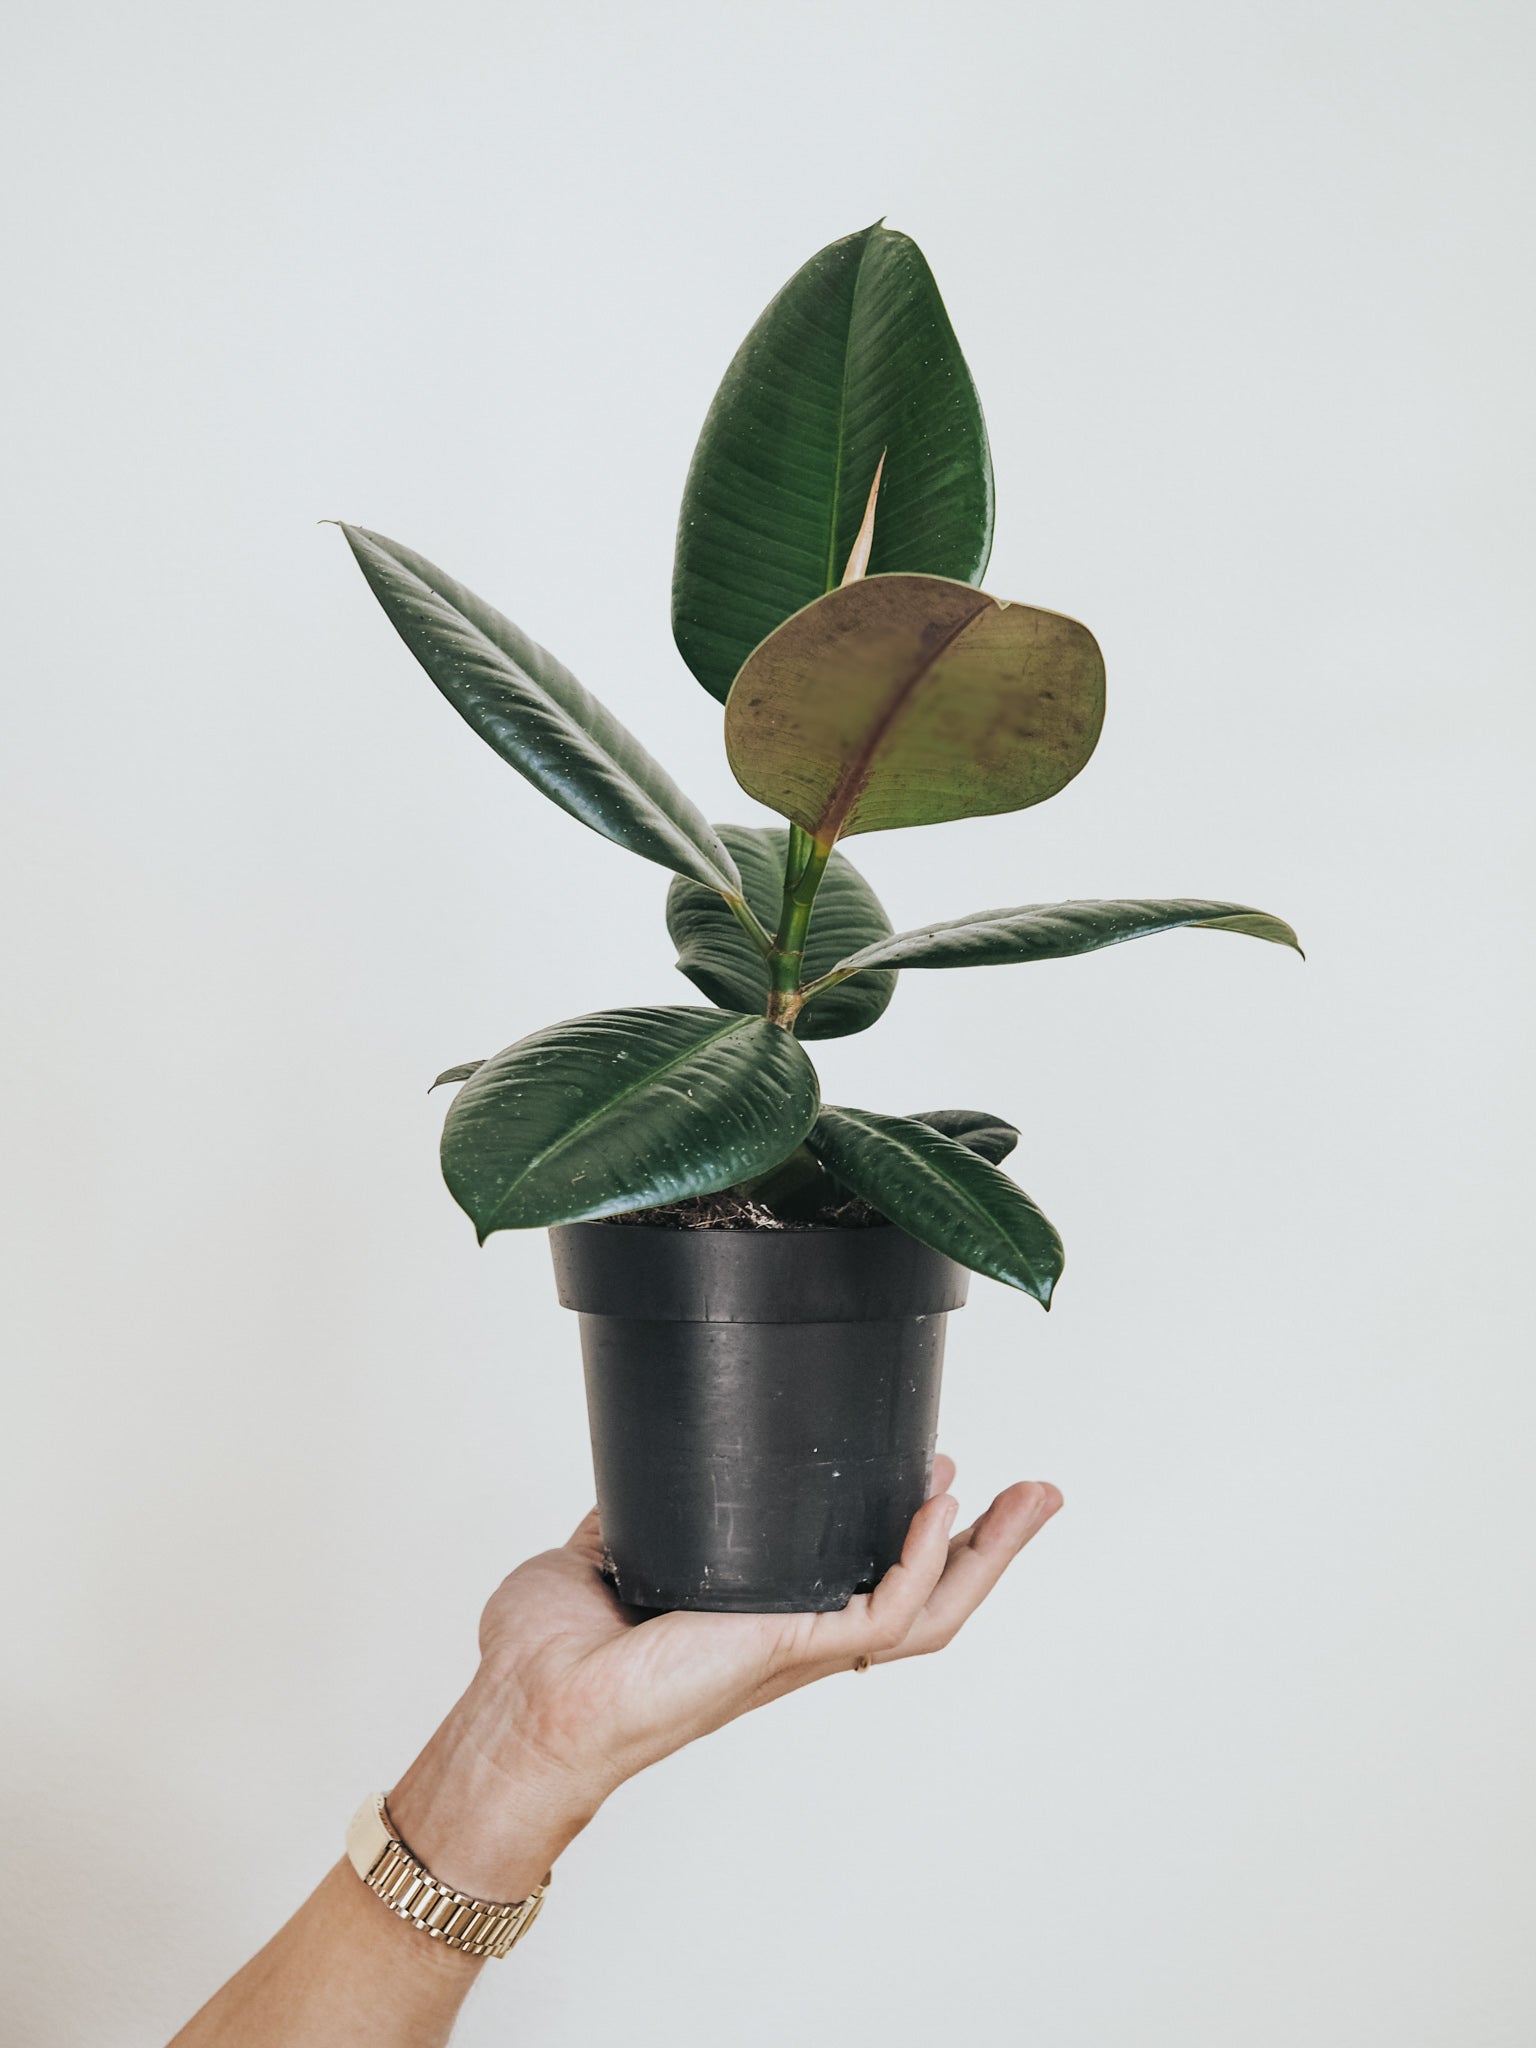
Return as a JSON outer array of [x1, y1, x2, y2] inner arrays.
[[388, 1668, 607, 1904]]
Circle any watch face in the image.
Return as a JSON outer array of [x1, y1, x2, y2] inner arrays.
[[345, 1793, 392, 1881]]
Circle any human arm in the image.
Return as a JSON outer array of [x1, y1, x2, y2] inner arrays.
[[169, 1459, 1061, 2046]]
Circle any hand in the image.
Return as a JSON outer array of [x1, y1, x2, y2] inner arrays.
[[168, 1466, 1062, 2043], [389, 1459, 1062, 1905]]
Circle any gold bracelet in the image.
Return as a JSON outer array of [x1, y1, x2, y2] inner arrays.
[[345, 1792, 550, 1959]]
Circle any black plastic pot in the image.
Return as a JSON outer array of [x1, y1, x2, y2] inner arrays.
[[549, 1220, 969, 1613]]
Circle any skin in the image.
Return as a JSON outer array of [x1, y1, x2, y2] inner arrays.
[[169, 1458, 1061, 2046]]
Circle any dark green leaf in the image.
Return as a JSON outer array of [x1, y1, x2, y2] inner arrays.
[[824, 897, 1303, 978], [673, 223, 994, 703], [733, 1143, 837, 1217], [725, 574, 1104, 840], [440, 1007, 819, 1238], [666, 824, 896, 1038], [743, 1109, 1019, 1219], [807, 1106, 1063, 1304], [429, 1060, 485, 1093], [338, 525, 745, 898], [909, 1109, 1020, 1164]]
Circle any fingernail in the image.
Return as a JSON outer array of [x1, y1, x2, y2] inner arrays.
[[940, 1495, 959, 1531], [1026, 1483, 1062, 1529]]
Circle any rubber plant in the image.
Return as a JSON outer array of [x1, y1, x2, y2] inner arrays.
[[336, 222, 1300, 1312]]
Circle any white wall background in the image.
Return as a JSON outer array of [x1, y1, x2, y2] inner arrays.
[[3, 3, 1532, 2042]]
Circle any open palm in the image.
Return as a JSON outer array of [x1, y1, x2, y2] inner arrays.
[[472, 1457, 1062, 1798]]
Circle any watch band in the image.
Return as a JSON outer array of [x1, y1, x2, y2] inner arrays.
[[345, 1792, 550, 1959]]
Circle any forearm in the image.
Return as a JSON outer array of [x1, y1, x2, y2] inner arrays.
[[169, 1672, 605, 2048], [169, 1860, 484, 2048], [165, 1475, 1055, 2044]]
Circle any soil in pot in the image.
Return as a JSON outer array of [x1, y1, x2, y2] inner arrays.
[[549, 1212, 969, 1613]]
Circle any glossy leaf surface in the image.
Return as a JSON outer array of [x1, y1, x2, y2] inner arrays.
[[440, 1007, 819, 1238], [827, 897, 1302, 978], [340, 526, 743, 897], [807, 1106, 1063, 1304], [910, 1108, 1020, 1164], [725, 574, 1105, 840], [672, 223, 994, 703], [738, 1106, 1022, 1219], [666, 825, 896, 1038]]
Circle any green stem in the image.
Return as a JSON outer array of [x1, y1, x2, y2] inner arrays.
[[794, 961, 858, 1009], [783, 822, 817, 891], [722, 890, 774, 955], [765, 833, 833, 1027]]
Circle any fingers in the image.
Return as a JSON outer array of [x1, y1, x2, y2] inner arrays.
[[564, 1506, 605, 1567], [814, 1489, 959, 1665], [878, 1480, 1062, 1662], [929, 1453, 957, 1497], [558, 1469, 1049, 1694]]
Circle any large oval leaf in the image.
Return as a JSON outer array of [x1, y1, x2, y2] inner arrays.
[[672, 223, 994, 703], [807, 1106, 1063, 1305], [822, 897, 1302, 979], [440, 1007, 819, 1238], [724, 574, 1105, 841], [666, 824, 896, 1038], [339, 525, 744, 898]]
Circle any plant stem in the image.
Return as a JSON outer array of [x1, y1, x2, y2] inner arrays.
[[756, 466, 880, 1025], [765, 833, 832, 1027], [782, 822, 817, 890], [722, 890, 774, 955], [793, 961, 855, 1009]]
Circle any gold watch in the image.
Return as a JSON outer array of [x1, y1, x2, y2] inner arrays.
[[345, 1792, 550, 1959]]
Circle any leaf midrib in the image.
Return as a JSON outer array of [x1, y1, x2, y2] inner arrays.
[[363, 531, 734, 890], [823, 229, 879, 595], [839, 900, 1290, 972], [822, 1109, 1048, 1276], [479, 1014, 767, 1229], [816, 593, 992, 841], [855, 903, 1182, 969]]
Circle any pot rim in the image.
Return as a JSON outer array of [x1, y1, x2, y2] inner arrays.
[[548, 1217, 970, 1324]]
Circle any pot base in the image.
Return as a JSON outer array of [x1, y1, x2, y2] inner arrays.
[[603, 1556, 874, 1615]]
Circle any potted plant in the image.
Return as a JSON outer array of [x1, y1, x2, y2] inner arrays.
[[335, 222, 1300, 1614]]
